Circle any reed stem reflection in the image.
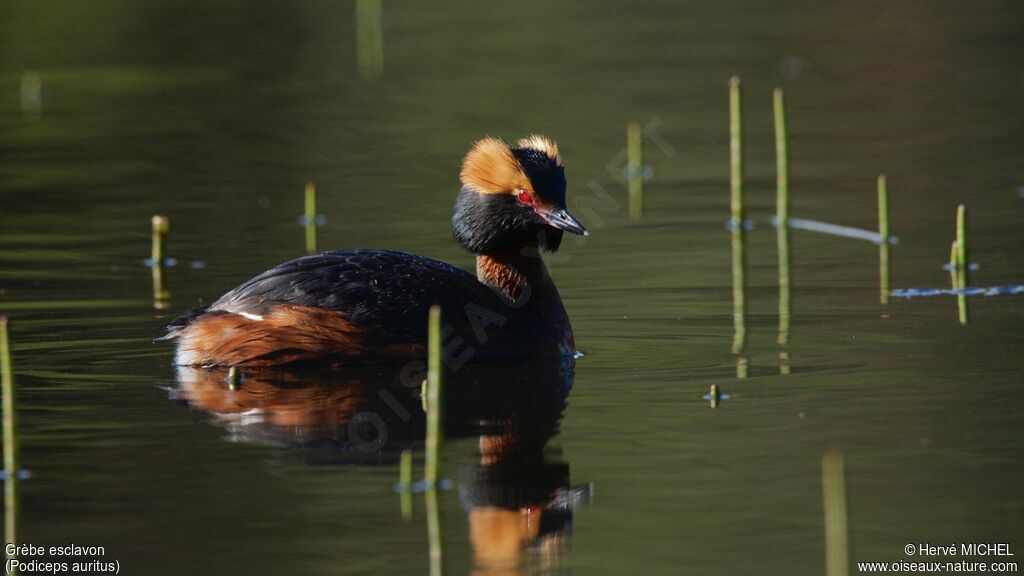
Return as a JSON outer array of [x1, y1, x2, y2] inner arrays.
[[822, 450, 849, 576], [1, 317, 19, 562]]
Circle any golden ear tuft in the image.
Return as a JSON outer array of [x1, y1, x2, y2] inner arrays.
[[460, 137, 528, 195], [516, 134, 562, 166]]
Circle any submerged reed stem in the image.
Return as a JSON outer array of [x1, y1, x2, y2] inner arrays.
[[627, 122, 644, 220], [878, 175, 890, 304]]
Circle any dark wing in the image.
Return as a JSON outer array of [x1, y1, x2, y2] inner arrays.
[[192, 249, 508, 340]]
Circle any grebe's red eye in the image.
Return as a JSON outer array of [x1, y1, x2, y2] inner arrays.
[[516, 189, 533, 205]]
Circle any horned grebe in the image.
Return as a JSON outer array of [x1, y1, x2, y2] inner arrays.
[[166, 135, 587, 367]]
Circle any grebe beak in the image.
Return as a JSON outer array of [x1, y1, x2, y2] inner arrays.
[[539, 207, 589, 236]]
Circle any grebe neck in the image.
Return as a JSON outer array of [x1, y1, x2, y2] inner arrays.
[[475, 244, 556, 307]]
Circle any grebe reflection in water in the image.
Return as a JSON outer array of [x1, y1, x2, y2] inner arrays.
[[170, 356, 589, 572]]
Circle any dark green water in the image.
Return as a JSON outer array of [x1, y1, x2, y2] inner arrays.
[[2, 1, 1023, 574]]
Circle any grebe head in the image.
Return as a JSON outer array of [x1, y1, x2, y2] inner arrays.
[[453, 135, 588, 254]]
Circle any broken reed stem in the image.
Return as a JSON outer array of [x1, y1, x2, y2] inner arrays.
[[425, 305, 442, 487], [729, 77, 747, 366], [151, 216, 170, 309], [627, 122, 643, 220], [399, 449, 412, 521], [1, 317, 19, 550], [304, 182, 317, 254], [956, 204, 968, 325], [878, 175, 890, 305], [774, 88, 791, 349], [822, 450, 849, 576]]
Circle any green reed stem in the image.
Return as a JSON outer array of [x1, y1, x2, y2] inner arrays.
[[773, 88, 789, 227], [956, 205, 968, 288], [878, 175, 890, 305], [424, 304, 444, 576], [729, 77, 747, 370], [729, 77, 744, 226], [822, 449, 849, 576], [305, 182, 317, 254], [774, 88, 791, 351], [399, 449, 412, 521], [151, 216, 170, 309], [627, 122, 643, 220], [151, 215, 168, 266], [425, 305, 442, 487], [227, 366, 241, 391], [1, 317, 19, 554], [956, 205, 968, 325], [949, 240, 959, 289]]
